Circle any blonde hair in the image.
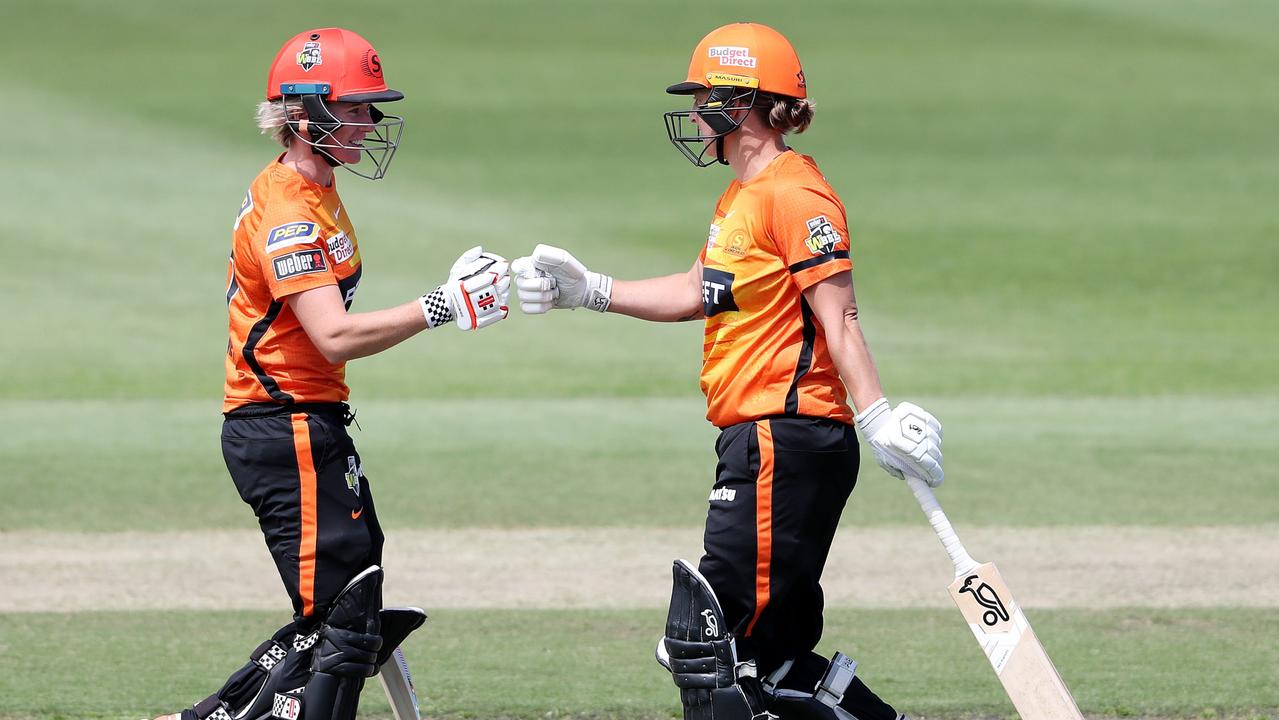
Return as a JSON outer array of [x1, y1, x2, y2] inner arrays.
[[255, 99, 305, 147], [762, 94, 815, 134]]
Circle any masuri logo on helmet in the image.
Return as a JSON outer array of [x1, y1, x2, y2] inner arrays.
[[266, 28, 405, 180], [664, 22, 806, 167]]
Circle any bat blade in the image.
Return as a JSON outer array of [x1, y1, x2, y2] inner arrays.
[[947, 562, 1084, 720]]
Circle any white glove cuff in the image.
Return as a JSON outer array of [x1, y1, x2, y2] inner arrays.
[[420, 286, 455, 329], [854, 397, 892, 438], [585, 273, 613, 313]]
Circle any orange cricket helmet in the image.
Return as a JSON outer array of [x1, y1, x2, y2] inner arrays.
[[663, 23, 806, 167], [265, 28, 405, 180], [666, 22, 806, 99]]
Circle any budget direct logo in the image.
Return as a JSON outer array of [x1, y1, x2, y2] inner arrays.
[[326, 231, 355, 264], [708, 46, 757, 68]]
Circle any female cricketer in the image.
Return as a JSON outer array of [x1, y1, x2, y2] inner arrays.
[[155, 27, 509, 720], [513, 22, 943, 720]]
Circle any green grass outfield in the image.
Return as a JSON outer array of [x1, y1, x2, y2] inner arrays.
[[1, 0, 1277, 718], [2, 609, 1277, 720]]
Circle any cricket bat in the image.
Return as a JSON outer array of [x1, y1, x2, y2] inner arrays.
[[905, 475, 1084, 720]]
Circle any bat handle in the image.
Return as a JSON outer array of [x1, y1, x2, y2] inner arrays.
[[906, 475, 980, 578]]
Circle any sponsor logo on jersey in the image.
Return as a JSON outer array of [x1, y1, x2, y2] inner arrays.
[[708, 46, 757, 69], [702, 267, 738, 317], [706, 222, 722, 250], [233, 190, 254, 231], [272, 693, 301, 720], [266, 221, 318, 249], [296, 41, 323, 72], [804, 215, 841, 255], [708, 487, 737, 502], [326, 231, 355, 264], [723, 230, 748, 258], [272, 248, 328, 281]]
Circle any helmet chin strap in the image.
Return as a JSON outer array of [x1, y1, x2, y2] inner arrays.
[[715, 135, 728, 166]]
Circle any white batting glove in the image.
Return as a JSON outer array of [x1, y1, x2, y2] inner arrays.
[[510, 244, 612, 314], [419, 246, 510, 331], [855, 398, 945, 487]]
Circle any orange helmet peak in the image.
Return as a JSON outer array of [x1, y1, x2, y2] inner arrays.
[[666, 22, 806, 99]]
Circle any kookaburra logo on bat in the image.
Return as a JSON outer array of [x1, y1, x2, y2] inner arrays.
[[701, 609, 719, 637], [959, 574, 1010, 626]]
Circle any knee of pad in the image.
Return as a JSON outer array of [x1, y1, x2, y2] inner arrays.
[[312, 566, 385, 679], [662, 560, 767, 720], [665, 559, 728, 643]]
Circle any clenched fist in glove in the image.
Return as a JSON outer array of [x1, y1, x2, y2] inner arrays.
[[419, 246, 510, 330], [510, 244, 613, 314], [855, 398, 945, 487]]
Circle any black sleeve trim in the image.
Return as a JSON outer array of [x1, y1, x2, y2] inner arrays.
[[788, 250, 850, 274]]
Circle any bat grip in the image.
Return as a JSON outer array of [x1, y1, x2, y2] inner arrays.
[[906, 476, 979, 578]]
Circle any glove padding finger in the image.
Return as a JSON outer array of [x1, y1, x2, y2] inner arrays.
[[527, 244, 613, 312], [449, 245, 485, 277]]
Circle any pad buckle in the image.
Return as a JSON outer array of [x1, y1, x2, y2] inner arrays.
[[814, 652, 858, 707]]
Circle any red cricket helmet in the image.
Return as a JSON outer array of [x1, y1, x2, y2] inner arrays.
[[265, 28, 405, 180]]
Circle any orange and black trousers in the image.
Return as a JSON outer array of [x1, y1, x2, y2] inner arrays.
[[701, 415, 897, 720], [222, 402, 384, 627]]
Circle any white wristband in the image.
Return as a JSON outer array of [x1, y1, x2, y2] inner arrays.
[[585, 273, 613, 313], [854, 397, 891, 438]]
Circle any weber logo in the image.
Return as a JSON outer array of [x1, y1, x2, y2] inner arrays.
[[273, 249, 327, 281], [702, 267, 738, 317], [272, 693, 301, 720], [708, 487, 737, 502]]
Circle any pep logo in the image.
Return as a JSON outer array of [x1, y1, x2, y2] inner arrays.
[[702, 267, 738, 317], [266, 222, 317, 249]]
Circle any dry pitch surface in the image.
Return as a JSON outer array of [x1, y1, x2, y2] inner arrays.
[[6, 526, 1276, 612]]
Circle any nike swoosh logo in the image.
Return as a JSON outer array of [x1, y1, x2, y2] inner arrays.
[[351, 507, 363, 520], [723, 211, 735, 220], [334, 206, 343, 220]]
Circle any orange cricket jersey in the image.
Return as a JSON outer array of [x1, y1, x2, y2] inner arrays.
[[223, 159, 363, 412], [698, 150, 854, 428]]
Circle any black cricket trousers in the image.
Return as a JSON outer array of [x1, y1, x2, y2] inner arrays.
[[222, 402, 384, 626], [699, 415, 897, 720]]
